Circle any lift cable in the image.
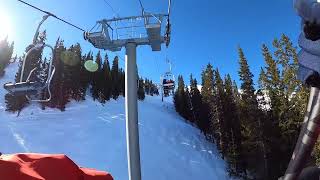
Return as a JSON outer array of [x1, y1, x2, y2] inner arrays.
[[138, 0, 145, 15], [17, 0, 86, 32], [103, 0, 119, 17], [168, 0, 171, 16]]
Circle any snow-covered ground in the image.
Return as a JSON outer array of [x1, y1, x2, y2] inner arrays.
[[0, 63, 229, 180]]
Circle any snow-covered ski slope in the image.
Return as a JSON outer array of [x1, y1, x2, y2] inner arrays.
[[0, 63, 229, 180]]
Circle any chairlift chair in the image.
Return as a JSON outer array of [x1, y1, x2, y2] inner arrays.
[[161, 72, 175, 96], [3, 15, 55, 102]]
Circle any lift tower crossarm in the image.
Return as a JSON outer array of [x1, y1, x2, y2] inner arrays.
[[99, 14, 168, 23]]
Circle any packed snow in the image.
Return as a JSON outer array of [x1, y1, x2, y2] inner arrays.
[[0, 62, 229, 180]]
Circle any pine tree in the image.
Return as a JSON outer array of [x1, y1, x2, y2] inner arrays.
[[224, 74, 244, 176], [189, 74, 203, 126], [259, 44, 282, 114], [145, 79, 150, 95], [47, 38, 70, 111], [67, 43, 83, 101], [211, 69, 229, 155], [237, 46, 264, 177], [111, 56, 120, 99], [258, 43, 286, 178], [91, 51, 103, 102], [200, 63, 215, 138], [102, 53, 112, 101], [119, 68, 125, 97], [174, 75, 185, 115], [137, 77, 145, 100], [184, 85, 193, 121], [173, 75, 192, 120], [78, 52, 91, 100], [267, 35, 309, 178], [0, 37, 14, 76]]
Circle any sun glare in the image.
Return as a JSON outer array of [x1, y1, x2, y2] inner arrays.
[[0, 10, 13, 40]]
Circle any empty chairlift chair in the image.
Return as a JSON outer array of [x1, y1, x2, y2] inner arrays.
[[4, 15, 56, 102], [4, 43, 56, 102]]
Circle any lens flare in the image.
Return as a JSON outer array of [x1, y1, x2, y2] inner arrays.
[[0, 10, 13, 40]]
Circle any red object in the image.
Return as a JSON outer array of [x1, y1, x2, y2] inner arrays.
[[0, 153, 114, 180]]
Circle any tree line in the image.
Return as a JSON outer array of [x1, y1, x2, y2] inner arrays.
[[174, 34, 311, 179], [4, 38, 159, 114], [0, 37, 14, 77]]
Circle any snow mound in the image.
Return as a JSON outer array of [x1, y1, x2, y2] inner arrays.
[[0, 62, 229, 180]]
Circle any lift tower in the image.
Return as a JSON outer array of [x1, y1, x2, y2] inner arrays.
[[84, 8, 171, 180]]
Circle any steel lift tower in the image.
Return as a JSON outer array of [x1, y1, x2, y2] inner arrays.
[[84, 4, 172, 180]]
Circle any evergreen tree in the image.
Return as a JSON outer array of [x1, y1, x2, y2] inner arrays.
[[200, 63, 214, 138], [78, 52, 91, 100], [0, 37, 14, 76], [173, 75, 192, 120], [237, 46, 264, 177], [137, 77, 145, 100], [111, 56, 120, 99], [145, 79, 151, 95], [224, 74, 244, 176], [47, 38, 70, 111], [119, 68, 125, 96], [189, 74, 203, 126], [91, 51, 103, 102], [67, 43, 83, 101], [258, 44, 285, 178], [102, 53, 112, 101], [184, 85, 193, 121], [174, 75, 185, 115], [212, 69, 226, 153], [256, 35, 308, 178]]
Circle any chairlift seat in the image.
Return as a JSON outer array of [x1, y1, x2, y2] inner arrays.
[[163, 85, 175, 91], [4, 81, 45, 96], [163, 82, 175, 87], [146, 24, 161, 51]]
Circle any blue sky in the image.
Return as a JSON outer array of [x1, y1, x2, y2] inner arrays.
[[1, 0, 301, 85]]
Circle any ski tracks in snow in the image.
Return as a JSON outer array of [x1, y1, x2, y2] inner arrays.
[[7, 124, 30, 152]]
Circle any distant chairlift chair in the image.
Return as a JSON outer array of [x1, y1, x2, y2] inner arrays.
[[162, 72, 175, 97]]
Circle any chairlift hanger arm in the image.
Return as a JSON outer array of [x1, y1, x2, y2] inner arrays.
[[32, 15, 50, 44], [168, 0, 172, 16], [138, 0, 145, 16]]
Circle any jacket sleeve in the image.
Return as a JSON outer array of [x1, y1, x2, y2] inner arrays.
[[294, 0, 320, 23]]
